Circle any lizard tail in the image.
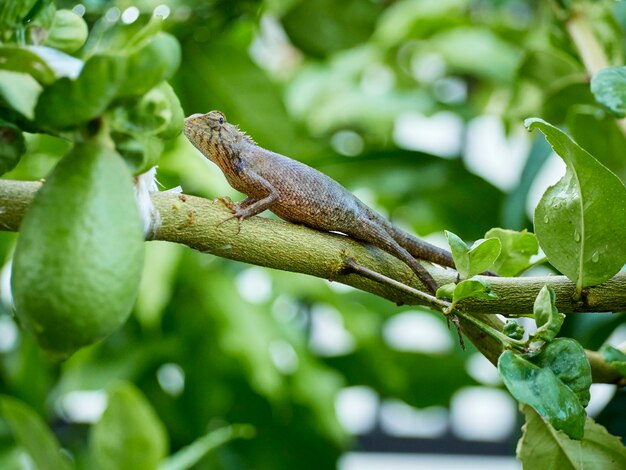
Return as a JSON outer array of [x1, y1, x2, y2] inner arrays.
[[389, 225, 455, 268], [365, 209, 455, 268], [388, 221, 501, 276]]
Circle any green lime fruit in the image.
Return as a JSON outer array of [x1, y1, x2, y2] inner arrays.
[[11, 140, 144, 359]]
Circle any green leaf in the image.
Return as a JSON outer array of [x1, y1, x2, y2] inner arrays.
[[599, 345, 626, 375], [112, 132, 164, 175], [0, 0, 38, 30], [107, 81, 182, 173], [109, 82, 184, 139], [0, 121, 25, 175], [590, 66, 626, 117], [35, 54, 126, 129], [517, 405, 626, 469], [435, 282, 456, 300], [125, 15, 165, 50], [466, 237, 501, 277], [0, 46, 55, 84], [0, 70, 42, 119], [498, 350, 586, 439], [531, 285, 564, 343], [151, 82, 184, 139], [428, 27, 522, 83], [485, 228, 539, 276], [159, 424, 255, 470], [518, 47, 582, 85], [567, 108, 626, 182], [531, 338, 592, 408], [0, 395, 71, 470], [21, 0, 52, 25], [374, 0, 467, 46], [445, 230, 470, 278], [90, 382, 168, 470], [452, 279, 498, 304], [42, 9, 88, 53], [503, 320, 525, 340], [527, 118, 626, 291], [35, 29, 180, 129], [117, 32, 181, 99], [542, 82, 596, 126], [445, 231, 500, 278], [281, 0, 382, 57]]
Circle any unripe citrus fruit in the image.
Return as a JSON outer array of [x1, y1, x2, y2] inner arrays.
[[11, 140, 144, 359]]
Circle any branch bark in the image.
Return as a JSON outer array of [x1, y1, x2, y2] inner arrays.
[[1, 179, 624, 384]]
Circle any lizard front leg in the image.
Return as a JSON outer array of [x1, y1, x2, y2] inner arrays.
[[218, 170, 279, 232], [217, 196, 255, 212]]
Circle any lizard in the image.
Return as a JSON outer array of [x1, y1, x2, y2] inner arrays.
[[183, 110, 455, 293]]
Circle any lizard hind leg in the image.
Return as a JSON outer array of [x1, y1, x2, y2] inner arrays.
[[356, 220, 439, 294]]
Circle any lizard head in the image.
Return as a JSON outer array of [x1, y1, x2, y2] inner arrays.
[[184, 111, 254, 164]]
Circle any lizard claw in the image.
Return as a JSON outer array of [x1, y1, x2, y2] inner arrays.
[[216, 196, 236, 211], [216, 209, 245, 234], [215, 197, 242, 232]]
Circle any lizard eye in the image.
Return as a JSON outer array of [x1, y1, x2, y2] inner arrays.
[[218, 116, 225, 125]]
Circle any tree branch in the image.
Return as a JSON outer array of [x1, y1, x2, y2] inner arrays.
[[1, 179, 624, 384]]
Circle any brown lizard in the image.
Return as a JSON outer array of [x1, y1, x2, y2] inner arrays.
[[183, 110, 455, 293]]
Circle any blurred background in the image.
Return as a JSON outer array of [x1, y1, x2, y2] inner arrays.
[[2, 0, 626, 468]]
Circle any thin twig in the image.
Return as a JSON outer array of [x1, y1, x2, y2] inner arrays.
[[343, 257, 451, 311], [345, 257, 468, 349]]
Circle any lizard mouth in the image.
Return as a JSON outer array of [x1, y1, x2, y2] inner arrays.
[[183, 114, 223, 154], [183, 117, 205, 148]]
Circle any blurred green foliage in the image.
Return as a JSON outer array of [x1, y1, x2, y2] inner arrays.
[[1, 0, 626, 468]]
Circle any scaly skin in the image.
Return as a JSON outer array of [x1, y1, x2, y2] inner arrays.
[[183, 111, 455, 293]]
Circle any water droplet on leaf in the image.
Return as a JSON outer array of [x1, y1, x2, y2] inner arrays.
[[574, 230, 581, 242]]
